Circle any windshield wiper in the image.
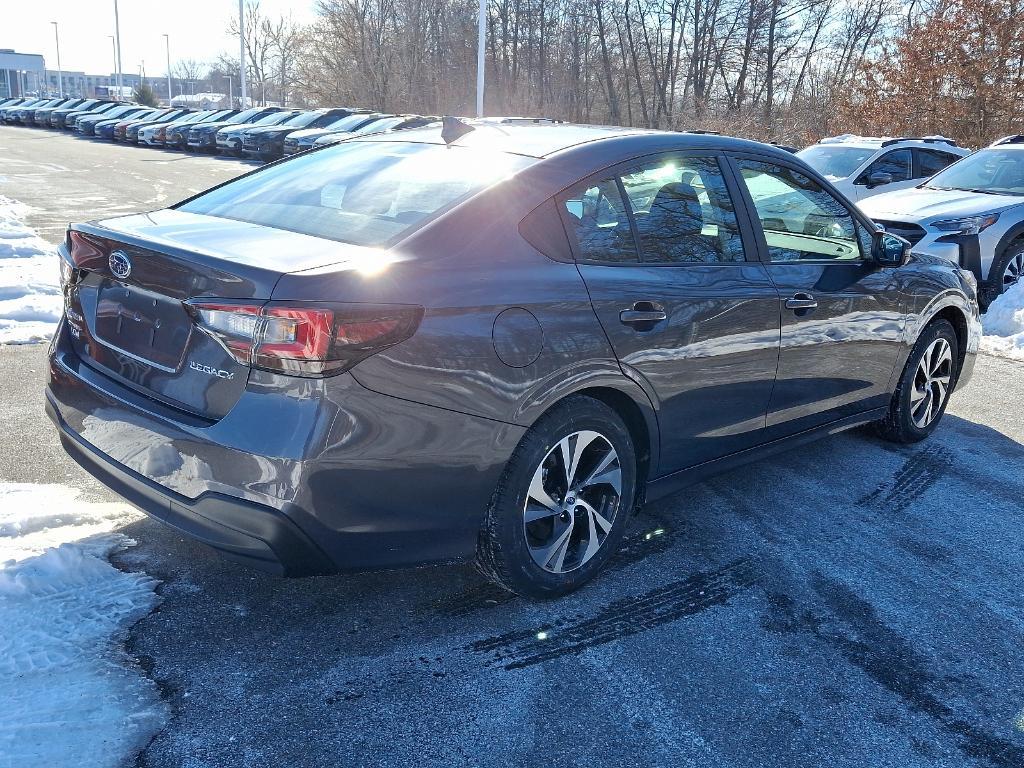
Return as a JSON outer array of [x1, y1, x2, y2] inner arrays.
[[925, 185, 1016, 196]]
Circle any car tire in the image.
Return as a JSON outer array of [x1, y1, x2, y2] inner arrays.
[[874, 319, 959, 444], [982, 239, 1024, 310], [476, 395, 637, 598]]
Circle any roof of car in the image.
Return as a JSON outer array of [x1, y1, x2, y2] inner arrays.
[[357, 120, 778, 159], [815, 134, 963, 151]]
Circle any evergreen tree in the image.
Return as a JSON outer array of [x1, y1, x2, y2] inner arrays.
[[133, 82, 159, 107]]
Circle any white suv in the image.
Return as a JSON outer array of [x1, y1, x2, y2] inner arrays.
[[797, 136, 969, 202], [859, 136, 1024, 308]]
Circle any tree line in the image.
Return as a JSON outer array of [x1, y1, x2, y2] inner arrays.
[[204, 0, 1024, 147]]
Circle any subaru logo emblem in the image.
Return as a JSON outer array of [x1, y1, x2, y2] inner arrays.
[[109, 250, 132, 279]]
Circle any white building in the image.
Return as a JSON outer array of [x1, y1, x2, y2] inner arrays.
[[0, 49, 45, 99]]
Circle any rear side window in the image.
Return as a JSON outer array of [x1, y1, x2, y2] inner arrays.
[[562, 155, 745, 264], [620, 156, 745, 263], [178, 141, 533, 247], [562, 179, 638, 263], [917, 149, 959, 178]]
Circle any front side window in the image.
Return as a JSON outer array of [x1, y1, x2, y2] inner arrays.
[[562, 178, 638, 264], [916, 149, 959, 178], [858, 149, 911, 184], [178, 140, 533, 247], [736, 159, 864, 262], [619, 156, 745, 263]]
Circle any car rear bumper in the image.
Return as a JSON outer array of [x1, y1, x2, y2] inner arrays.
[[46, 325, 524, 575], [48, 393, 335, 575]]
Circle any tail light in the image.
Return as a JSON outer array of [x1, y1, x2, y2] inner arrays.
[[187, 300, 423, 377], [68, 230, 110, 269]]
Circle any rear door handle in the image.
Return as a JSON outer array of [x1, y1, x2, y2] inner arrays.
[[785, 293, 818, 311], [619, 301, 667, 330]]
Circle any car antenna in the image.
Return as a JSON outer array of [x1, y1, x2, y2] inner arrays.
[[441, 116, 474, 144]]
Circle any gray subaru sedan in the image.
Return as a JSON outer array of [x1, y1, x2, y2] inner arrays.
[[46, 119, 981, 596]]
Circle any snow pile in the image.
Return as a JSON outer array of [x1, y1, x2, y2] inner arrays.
[[981, 281, 1024, 361], [0, 196, 63, 344], [0, 483, 167, 767]]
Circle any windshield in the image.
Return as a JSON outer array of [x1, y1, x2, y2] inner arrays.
[[254, 111, 297, 126], [198, 110, 233, 122], [179, 141, 533, 247], [279, 111, 323, 128], [796, 145, 876, 181], [356, 117, 403, 134], [230, 107, 266, 123], [324, 113, 372, 131], [103, 105, 136, 118], [178, 112, 212, 124], [924, 149, 1024, 195]]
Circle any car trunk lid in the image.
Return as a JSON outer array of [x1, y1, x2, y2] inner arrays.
[[65, 209, 377, 419]]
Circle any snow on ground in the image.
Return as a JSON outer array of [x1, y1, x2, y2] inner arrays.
[[0, 196, 62, 345], [981, 280, 1024, 361], [0, 483, 167, 767]]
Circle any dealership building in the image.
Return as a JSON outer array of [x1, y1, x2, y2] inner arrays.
[[3, 47, 217, 103], [0, 49, 45, 99]]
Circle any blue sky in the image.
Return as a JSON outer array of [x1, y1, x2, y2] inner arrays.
[[7, 0, 318, 76]]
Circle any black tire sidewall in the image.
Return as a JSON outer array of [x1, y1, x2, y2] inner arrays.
[[984, 241, 1024, 308], [894, 320, 959, 441], [483, 397, 637, 597]]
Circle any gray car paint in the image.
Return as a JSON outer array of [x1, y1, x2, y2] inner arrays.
[[46, 125, 981, 575]]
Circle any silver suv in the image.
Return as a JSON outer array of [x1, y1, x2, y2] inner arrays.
[[860, 136, 1024, 308], [797, 136, 969, 203]]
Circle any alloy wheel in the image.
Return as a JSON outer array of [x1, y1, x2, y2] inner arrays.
[[1003, 251, 1024, 288], [523, 430, 622, 573], [910, 337, 953, 429]]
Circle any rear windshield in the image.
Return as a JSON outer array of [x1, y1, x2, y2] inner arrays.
[[178, 140, 533, 246]]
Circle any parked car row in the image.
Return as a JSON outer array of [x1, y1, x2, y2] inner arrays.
[[0, 95, 438, 162], [5, 96, 1019, 308]]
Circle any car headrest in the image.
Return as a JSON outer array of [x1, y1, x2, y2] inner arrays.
[[642, 182, 703, 235]]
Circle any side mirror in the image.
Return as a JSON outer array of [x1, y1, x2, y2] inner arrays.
[[873, 230, 911, 267], [867, 171, 893, 188]]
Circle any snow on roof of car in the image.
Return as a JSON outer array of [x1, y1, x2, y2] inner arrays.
[[818, 134, 959, 148]]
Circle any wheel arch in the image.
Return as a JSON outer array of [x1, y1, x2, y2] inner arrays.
[[899, 290, 977, 393], [513, 367, 660, 499], [992, 220, 1024, 282], [931, 306, 969, 380]]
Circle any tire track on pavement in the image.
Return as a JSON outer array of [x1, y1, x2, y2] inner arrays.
[[468, 558, 759, 670]]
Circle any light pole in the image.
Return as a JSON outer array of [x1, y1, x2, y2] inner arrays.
[[238, 0, 247, 107], [476, 0, 486, 117], [163, 34, 172, 104], [113, 0, 124, 98], [51, 22, 63, 97], [107, 36, 117, 97], [224, 75, 233, 108]]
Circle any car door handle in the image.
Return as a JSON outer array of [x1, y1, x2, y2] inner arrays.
[[785, 293, 818, 311], [620, 302, 667, 329]]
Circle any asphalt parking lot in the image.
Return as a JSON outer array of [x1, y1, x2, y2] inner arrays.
[[2, 126, 1024, 768]]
